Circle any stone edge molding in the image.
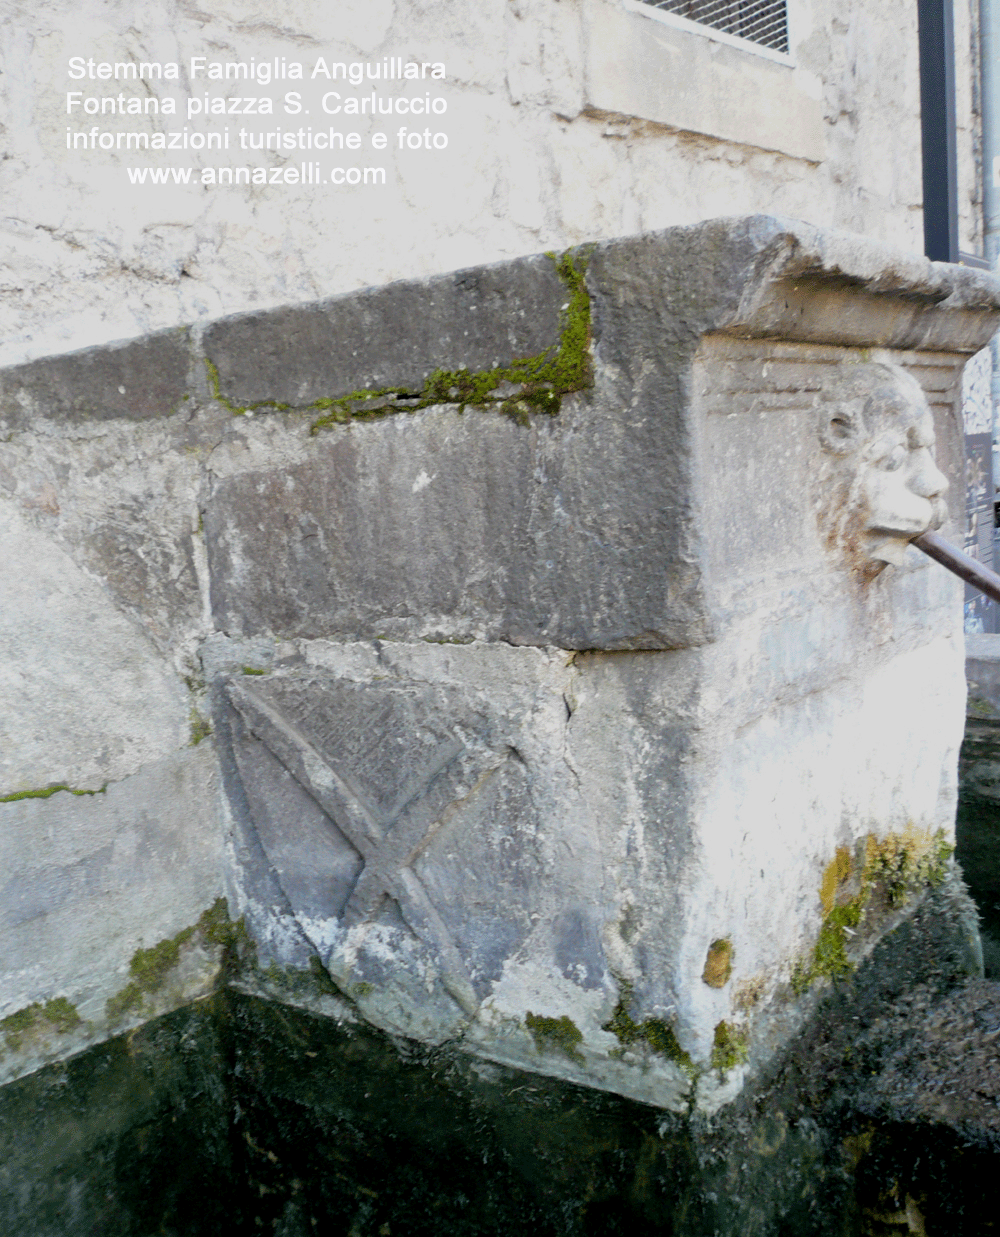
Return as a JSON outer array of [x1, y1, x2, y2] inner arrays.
[[1, 214, 998, 433]]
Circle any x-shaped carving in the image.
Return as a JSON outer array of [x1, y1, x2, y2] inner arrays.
[[228, 679, 491, 1015]]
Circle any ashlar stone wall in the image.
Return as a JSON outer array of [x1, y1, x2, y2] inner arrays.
[[0, 215, 993, 1113]]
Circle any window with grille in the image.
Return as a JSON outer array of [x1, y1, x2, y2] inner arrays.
[[637, 1, 789, 55]]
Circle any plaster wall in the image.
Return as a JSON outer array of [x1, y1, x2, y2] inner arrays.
[[0, 0, 984, 371]]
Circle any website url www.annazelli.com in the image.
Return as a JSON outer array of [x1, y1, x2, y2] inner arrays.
[[126, 163, 384, 186]]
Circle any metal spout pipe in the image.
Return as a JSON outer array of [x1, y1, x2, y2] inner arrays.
[[913, 529, 1000, 603]]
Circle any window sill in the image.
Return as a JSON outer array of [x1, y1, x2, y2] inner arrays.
[[582, 0, 825, 163], [622, 0, 795, 68]]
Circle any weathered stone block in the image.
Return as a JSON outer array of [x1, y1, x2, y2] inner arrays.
[[0, 327, 191, 435], [199, 219, 997, 1112], [203, 216, 999, 650], [201, 253, 567, 407], [0, 747, 225, 1083], [0, 503, 190, 794]]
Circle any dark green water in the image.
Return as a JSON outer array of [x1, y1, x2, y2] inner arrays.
[[0, 990, 847, 1237], [0, 871, 994, 1236]]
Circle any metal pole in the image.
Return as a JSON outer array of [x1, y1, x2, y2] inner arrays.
[[982, 0, 1000, 516], [918, 0, 959, 262], [913, 529, 1000, 602], [983, 0, 1000, 268]]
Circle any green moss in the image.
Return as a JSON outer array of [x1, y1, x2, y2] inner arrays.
[[197, 898, 238, 948], [106, 904, 237, 1025], [864, 826, 953, 906], [205, 356, 287, 416], [602, 980, 694, 1075], [105, 983, 145, 1024], [189, 709, 212, 746], [792, 827, 954, 995], [103, 899, 348, 1027], [1, 998, 82, 1051], [352, 982, 374, 998], [0, 784, 105, 804], [525, 1012, 585, 1064], [710, 1020, 748, 1076], [40, 998, 82, 1034], [241, 666, 269, 676], [129, 933, 192, 995], [968, 695, 997, 717], [204, 248, 594, 432]]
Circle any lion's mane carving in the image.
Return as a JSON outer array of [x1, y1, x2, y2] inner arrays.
[[816, 362, 949, 570]]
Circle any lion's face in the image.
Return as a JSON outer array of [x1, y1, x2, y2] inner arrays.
[[818, 363, 949, 568]]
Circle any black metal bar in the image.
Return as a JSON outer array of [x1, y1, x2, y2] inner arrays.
[[917, 0, 959, 262], [912, 530, 1000, 603]]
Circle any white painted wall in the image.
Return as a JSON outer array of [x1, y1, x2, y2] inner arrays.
[[0, 0, 983, 367]]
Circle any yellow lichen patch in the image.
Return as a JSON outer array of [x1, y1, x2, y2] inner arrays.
[[792, 827, 953, 996], [820, 846, 854, 915], [702, 938, 733, 989], [865, 823, 953, 907]]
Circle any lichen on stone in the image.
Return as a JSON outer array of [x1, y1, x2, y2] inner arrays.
[[702, 939, 733, 989], [525, 1012, 585, 1064]]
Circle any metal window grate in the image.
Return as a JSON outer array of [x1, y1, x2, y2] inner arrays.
[[640, 0, 789, 54]]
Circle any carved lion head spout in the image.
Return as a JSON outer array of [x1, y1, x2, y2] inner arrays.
[[817, 362, 949, 569]]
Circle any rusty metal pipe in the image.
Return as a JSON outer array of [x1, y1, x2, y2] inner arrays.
[[912, 529, 1000, 603]]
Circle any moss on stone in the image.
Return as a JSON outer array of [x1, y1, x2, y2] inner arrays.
[[197, 898, 240, 948], [820, 846, 853, 916], [241, 666, 269, 676], [710, 1021, 748, 1076], [793, 827, 954, 995], [603, 980, 694, 1075], [702, 939, 733, 989], [188, 709, 212, 746], [202, 247, 595, 433], [106, 902, 240, 1025], [0, 784, 106, 804], [0, 998, 83, 1051], [525, 1012, 585, 1064], [259, 956, 344, 1004], [103, 899, 348, 1030], [864, 825, 953, 907]]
